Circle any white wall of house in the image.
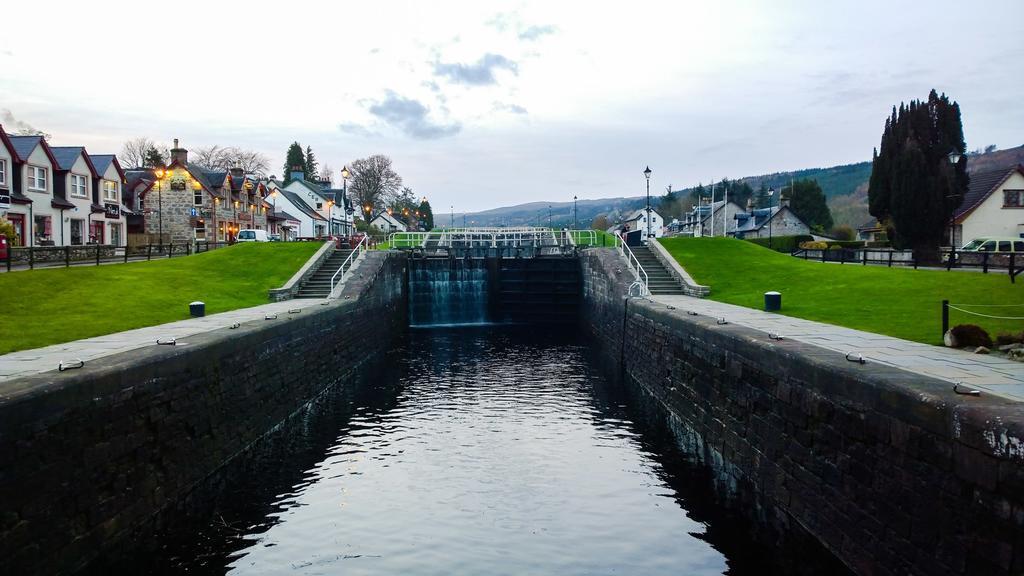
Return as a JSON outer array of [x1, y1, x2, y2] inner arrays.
[[22, 144, 57, 246], [628, 209, 665, 238], [274, 192, 324, 238], [372, 213, 407, 233], [98, 162, 125, 246], [960, 171, 1024, 245], [284, 180, 344, 234], [63, 154, 95, 246], [0, 141, 14, 243]]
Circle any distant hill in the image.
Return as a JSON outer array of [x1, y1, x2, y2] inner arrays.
[[456, 144, 1024, 229]]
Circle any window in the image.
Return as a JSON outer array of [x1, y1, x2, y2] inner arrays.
[[979, 240, 996, 252], [27, 166, 47, 191], [0, 159, 6, 186], [34, 215, 52, 243], [998, 241, 1012, 252], [195, 221, 206, 240], [7, 214, 24, 246], [1005, 190, 1024, 208], [71, 174, 88, 198], [70, 219, 84, 245], [110, 223, 122, 247], [218, 221, 226, 241], [193, 188, 203, 206], [1014, 241, 1024, 252], [103, 180, 118, 202]]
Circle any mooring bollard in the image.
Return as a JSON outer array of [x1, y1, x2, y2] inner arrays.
[[189, 301, 205, 317], [764, 291, 782, 312]]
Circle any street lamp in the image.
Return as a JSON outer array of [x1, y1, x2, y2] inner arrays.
[[450, 205, 454, 228], [767, 187, 775, 249], [154, 167, 166, 246], [573, 195, 578, 230], [341, 166, 351, 235], [548, 205, 552, 228], [644, 166, 652, 242]]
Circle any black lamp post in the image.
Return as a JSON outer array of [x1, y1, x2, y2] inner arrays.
[[644, 166, 652, 242], [154, 167, 166, 247], [573, 195, 578, 230], [548, 205, 552, 228], [767, 187, 775, 249]]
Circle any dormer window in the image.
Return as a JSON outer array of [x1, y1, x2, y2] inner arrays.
[[71, 174, 88, 198], [27, 166, 47, 191]]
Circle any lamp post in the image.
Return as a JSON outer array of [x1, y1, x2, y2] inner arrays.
[[450, 205, 454, 228], [573, 195, 578, 230], [341, 166, 351, 235], [548, 205, 552, 228], [644, 166, 652, 243], [767, 187, 775, 248], [154, 167, 165, 246]]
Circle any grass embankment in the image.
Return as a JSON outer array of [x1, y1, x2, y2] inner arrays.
[[2, 242, 321, 354], [572, 229, 619, 247], [659, 237, 1024, 345]]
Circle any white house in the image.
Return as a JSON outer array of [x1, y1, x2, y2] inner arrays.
[[947, 165, 1024, 247], [90, 155, 128, 246], [281, 172, 353, 236], [51, 146, 101, 245], [622, 208, 665, 238], [0, 127, 17, 243], [371, 211, 407, 234], [274, 189, 328, 238], [8, 134, 60, 246]]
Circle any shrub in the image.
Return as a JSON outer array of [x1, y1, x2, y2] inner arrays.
[[831, 225, 856, 241], [799, 241, 829, 250], [0, 219, 14, 243], [950, 324, 993, 348], [746, 235, 814, 253], [827, 240, 866, 249]]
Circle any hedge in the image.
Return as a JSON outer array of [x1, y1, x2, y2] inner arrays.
[[746, 235, 814, 253]]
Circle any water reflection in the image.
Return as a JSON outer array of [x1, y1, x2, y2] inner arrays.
[[88, 327, 844, 575]]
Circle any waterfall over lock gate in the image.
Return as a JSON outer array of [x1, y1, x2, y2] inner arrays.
[[408, 258, 491, 327]]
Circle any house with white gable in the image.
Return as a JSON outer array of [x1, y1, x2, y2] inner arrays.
[[0, 127, 17, 243], [622, 208, 665, 239], [281, 169, 353, 236], [7, 134, 61, 246], [371, 210, 407, 234], [90, 155, 128, 247], [50, 146, 101, 245], [947, 164, 1024, 247]]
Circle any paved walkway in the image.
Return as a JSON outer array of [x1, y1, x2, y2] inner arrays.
[[649, 294, 1024, 402], [0, 297, 331, 383]]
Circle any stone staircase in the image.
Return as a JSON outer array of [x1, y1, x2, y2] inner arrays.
[[630, 245, 686, 295], [294, 249, 355, 299]]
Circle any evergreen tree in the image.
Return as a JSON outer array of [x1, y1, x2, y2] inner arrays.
[[304, 146, 319, 181], [787, 179, 833, 233], [143, 146, 166, 168], [418, 199, 434, 230], [754, 181, 771, 209], [283, 142, 305, 182], [868, 90, 968, 254]]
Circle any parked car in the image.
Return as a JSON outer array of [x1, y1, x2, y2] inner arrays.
[[960, 237, 1024, 253], [236, 229, 269, 242]]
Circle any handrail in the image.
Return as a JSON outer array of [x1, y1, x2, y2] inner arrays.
[[615, 235, 649, 296], [330, 235, 368, 296]]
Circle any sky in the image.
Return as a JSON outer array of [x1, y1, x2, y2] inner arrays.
[[1, 0, 1021, 212]]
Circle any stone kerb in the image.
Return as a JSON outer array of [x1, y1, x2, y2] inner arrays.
[[268, 240, 334, 301], [648, 239, 710, 297]]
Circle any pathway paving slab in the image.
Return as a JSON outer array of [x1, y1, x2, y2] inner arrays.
[[649, 294, 1024, 402]]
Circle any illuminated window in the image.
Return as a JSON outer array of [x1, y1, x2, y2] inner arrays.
[[103, 180, 118, 202]]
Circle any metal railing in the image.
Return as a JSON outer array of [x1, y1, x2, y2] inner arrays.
[[330, 234, 368, 295], [791, 246, 1024, 282], [614, 234, 649, 296]]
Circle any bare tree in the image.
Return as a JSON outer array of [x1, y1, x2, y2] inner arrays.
[[189, 145, 269, 176], [348, 154, 403, 218], [119, 137, 168, 169], [320, 164, 335, 186]]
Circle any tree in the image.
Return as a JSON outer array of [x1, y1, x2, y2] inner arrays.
[[190, 145, 269, 175], [868, 90, 968, 255], [787, 179, 833, 233], [348, 154, 403, 219], [120, 137, 168, 169], [304, 146, 319, 181], [754, 181, 772, 209], [283, 142, 306, 181], [591, 214, 609, 231], [418, 199, 434, 230]]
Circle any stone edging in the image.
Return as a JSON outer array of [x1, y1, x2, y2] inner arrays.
[[648, 239, 710, 297], [268, 241, 334, 301]]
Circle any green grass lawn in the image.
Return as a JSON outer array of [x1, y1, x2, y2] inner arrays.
[[572, 229, 619, 247], [659, 237, 1024, 345], [2, 242, 321, 354]]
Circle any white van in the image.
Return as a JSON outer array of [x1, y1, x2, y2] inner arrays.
[[237, 229, 269, 242]]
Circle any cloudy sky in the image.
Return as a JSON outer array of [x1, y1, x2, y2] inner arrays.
[[1, 0, 1021, 211]]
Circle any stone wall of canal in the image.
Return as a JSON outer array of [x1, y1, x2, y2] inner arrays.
[[0, 251, 408, 575], [580, 247, 1024, 576]]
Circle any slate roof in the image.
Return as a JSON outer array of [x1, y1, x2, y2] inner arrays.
[[733, 207, 781, 233], [625, 208, 662, 221], [280, 190, 327, 221], [49, 146, 84, 170], [89, 154, 123, 180], [288, 178, 334, 201], [8, 135, 46, 162], [858, 218, 882, 231], [50, 196, 75, 209], [953, 165, 1024, 223]]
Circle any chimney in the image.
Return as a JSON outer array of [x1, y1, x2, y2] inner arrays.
[[169, 138, 188, 165], [289, 165, 305, 181], [229, 167, 244, 177], [746, 198, 754, 212]]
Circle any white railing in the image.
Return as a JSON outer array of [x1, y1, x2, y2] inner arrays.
[[330, 235, 368, 296], [614, 234, 649, 296], [388, 227, 605, 252]]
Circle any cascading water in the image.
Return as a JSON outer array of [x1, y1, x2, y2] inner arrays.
[[409, 258, 490, 326]]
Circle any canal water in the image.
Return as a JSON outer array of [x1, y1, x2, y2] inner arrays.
[[89, 327, 844, 575]]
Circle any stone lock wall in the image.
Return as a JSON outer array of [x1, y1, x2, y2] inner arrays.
[[0, 251, 407, 575], [581, 247, 1024, 576]]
